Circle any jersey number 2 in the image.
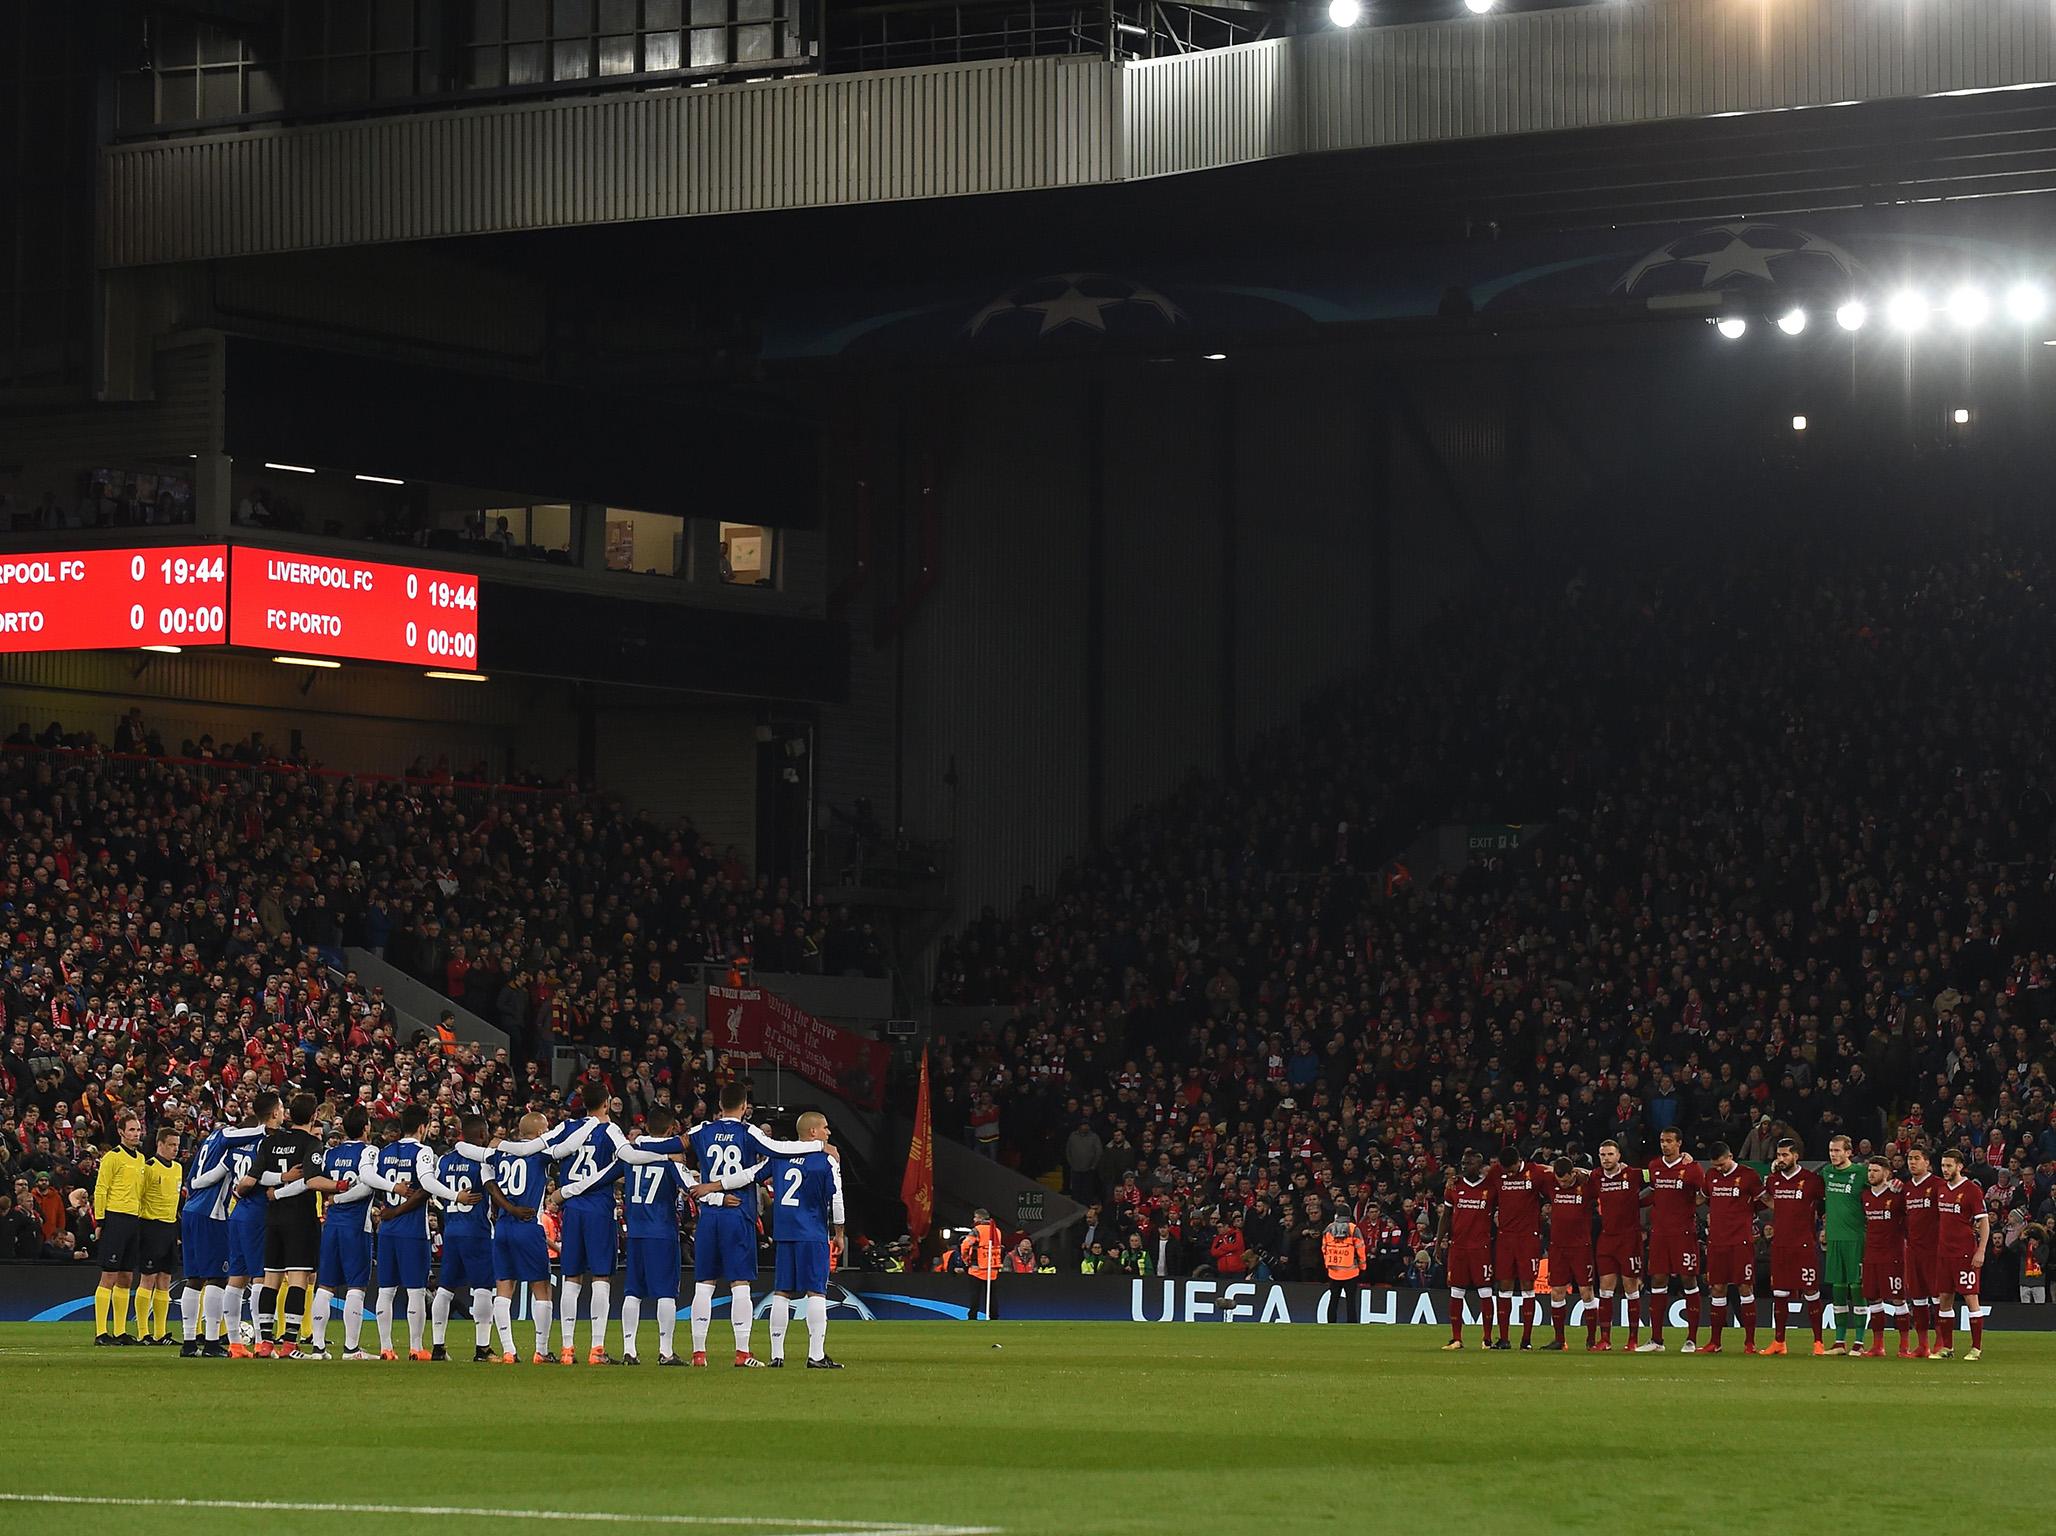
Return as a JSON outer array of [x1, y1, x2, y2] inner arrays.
[[780, 1166, 804, 1208]]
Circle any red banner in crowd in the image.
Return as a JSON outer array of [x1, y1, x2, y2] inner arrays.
[[901, 1051, 934, 1240], [707, 985, 889, 1110]]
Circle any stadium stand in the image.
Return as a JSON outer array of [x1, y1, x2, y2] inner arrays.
[[0, 727, 866, 1262], [932, 489, 2056, 1293]]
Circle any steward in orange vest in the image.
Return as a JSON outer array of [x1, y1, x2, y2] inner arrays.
[[1322, 1216, 1367, 1323], [958, 1209, 1005, 1320]]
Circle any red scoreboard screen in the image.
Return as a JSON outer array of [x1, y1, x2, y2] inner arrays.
[[0, 543, 478, 668], [0, 546, 227, 653], [227, 546, 480, 669]]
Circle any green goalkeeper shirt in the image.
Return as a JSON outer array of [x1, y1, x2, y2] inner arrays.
[[1821, 1161, 1867, 1244]]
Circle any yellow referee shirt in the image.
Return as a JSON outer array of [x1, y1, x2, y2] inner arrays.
[[93, 1146, 147, 1220], [140, 1156, 182, 1223]]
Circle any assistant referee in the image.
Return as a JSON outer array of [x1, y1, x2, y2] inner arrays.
[[92, 1112, 148, 1345]]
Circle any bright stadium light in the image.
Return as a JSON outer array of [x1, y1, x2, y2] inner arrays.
[[1464, 0, 1495, 12], [1954, 407, 1972, 425], [1836, 299, 1868, 332], [1328, 0, 1362, 24], [1946, 285, 1991, 328], [2005, 282, 2048, 324], [1792, 415, 1808, 433], [1776, 307, 1808, 336], [1716, 316, 1748, 340], [1886, 290, 1929, 332]]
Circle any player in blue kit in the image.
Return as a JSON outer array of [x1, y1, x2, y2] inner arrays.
[[365, 1105, 479, 1360], [222, 1092, 280, 1357], [176, 1116, 265, 1357], [481, 1112, 558, 1362], [763, 1111, 846, 1370], [431, 1118, 497, 1362], [302, 1104, 377, 1359], [682, 1082, 832, 1367]]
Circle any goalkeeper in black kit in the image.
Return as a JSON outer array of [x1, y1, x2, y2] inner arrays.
[[235, 1093, 326, 1357]]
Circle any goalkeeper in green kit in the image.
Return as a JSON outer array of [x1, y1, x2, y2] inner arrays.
[[1820, 1134, 1867, 1353]]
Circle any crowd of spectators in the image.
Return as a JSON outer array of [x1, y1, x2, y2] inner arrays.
[[931, 501, 2056, 1297], [0, 721, 883, 1260]]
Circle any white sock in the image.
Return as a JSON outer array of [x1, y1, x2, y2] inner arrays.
[[657, 1297, 678, 1359], [730, 1282, 753, 1357], [224, 1283, 246, 1340], [493, 1294, 515, 1355], [431, 1288, 454, 1346], [531, 1296, 554, 1357], [691, 1282, 714, 1354], [805, 1295, 827, 1362], [560, 1281, 582, 1354], [375, 1287, 397, 1353], [621, 1295, 642, 1358], [406, 1287, 427, 1354], [768, 1293, 791, 1362], [472, 1288, 494, 1348], [180, 1286, 202, 1343], [249, 1285, 266, 1335], [312, 1288, 334, 1348], [344, 1289, 366, 1351], [590, 1280, 612, 1356], [204, 1284, 224, 1341]]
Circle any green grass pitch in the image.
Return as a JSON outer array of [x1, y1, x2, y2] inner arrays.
[[8, 1322, 2054, 1535]]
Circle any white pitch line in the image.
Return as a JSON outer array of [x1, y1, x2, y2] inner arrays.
[[0, 1494, 998, 1536]]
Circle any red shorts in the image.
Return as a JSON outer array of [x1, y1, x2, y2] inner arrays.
[[1770, 1244, 1820, 1298], [1447, 1246, 1493, 1291], [1706, 1242, 1756, 1291], [1596, 1237, 1642, 1282], [1647, 1232, 1700, 1281], [1904, 1248, 1938, 1300], [1939, 1252, 1982, 1298], [1861, 1251, 1905, 1304], [1494, 1238, 1541, 1293], [1549, 1249, 1594, 1289]]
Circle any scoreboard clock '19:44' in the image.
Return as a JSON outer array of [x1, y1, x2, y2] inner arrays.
[[0, 545, 226, 653], [226, 545, 480, 669]]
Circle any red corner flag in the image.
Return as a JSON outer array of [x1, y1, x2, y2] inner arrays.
[[902, 1050, 935, 1241]]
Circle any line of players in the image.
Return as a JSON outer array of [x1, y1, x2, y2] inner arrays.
[[167, 1081, 849, 1369], [1434, 1128, 1994, 1359]]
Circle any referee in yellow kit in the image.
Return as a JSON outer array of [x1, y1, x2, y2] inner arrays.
[[138, 1125, 185, 1345], [93, 1112, 148, 1345]]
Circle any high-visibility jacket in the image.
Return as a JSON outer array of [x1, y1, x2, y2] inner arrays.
[[959, 1220, 1004, 1281], [1322, 1224, 1367, 1281]]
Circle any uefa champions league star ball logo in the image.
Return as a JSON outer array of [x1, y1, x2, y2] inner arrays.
[[1613, 221, 1868, 297], [963, 272, 1187, 342]]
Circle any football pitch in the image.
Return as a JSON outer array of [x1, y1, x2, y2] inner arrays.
[[8, 1322, 2054, 1536]]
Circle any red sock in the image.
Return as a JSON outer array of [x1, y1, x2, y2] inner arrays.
[[1808, 1297, 1824, 1342], [1598, 1295, 1613, 1342], [1708, 1300, 1725, 1349], [1970, 1312, 1983, 1349], [1684, 1290, 1698, 1345], [1626, 1293, 1640, 1346], [1870, 1318, 1884, 1350], [1937, 1305, 1954, 1349], [1913, 1302, 1929, 1348], [1773, 1299, 1787, 1341], [1896, 1313, 1911, 1349], [1450, 1296, 1464, 1343], [1742, 1297, 1756, 1348], [1520, 1300, 1535, 1347], [1552, 1302, 1566, 1344], [1647, 1288, 1663, 1343], [1495, 1294, 1509, 1345]]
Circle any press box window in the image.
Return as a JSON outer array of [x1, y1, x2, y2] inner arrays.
[[719, 521, 774, 586]]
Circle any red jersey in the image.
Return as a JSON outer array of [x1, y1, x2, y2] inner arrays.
[[1705, 1163, 1762, 1246], [1861, 1183, 1906, 1253], [1492, 1164, 1551, 1243], [1592, 1162, 1644, 1241], [1548, 1172, 1595, 1253], [1935, 1177, 1987, 1257], [1764, 1166, 1824, 1250], [1901, 1172, 1942, 1250], [1646, 1154, 1707, 1237], [1443, 1176, 1495, 1250]]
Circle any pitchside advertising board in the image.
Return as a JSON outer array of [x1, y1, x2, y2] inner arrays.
[[0, 542, 478, 670], [3, 1270, 2051, 1329]]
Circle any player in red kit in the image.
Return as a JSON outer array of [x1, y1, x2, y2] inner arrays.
[[1644, 1127, 1707, 1352], [1543, 1156, 1600, 1351], [1899, 1142, 1942, 1356], [1934, 1149, 1991, 1361], [1436, 1149, 1496, 1351], [1592, 1140, 1646, 1351], [1858, 1155, 1910, 1358], [1702, 1143, 1762, 1353], [1763, 1138, 1827, 1355], [1490, 1147, 1551, 1350]]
